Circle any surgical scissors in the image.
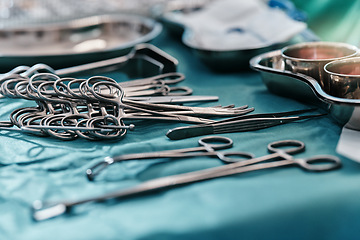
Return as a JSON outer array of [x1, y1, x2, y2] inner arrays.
[[32, 137, 341, 221]]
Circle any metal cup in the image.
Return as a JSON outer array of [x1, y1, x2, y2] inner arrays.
[[324, 57, 360, 99], [281, 42, 359, 94]]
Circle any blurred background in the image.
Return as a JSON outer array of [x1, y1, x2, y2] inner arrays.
[[0, 0, 358, 47], [0, 0, 358, 72], [292, 0, 359, 46]]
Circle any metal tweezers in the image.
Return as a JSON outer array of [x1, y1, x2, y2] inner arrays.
[[166, 108, 326, 140]]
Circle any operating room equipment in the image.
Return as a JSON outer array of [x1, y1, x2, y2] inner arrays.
[[325, 57, 360, 162], [250, 44, 360, 125], [86, 136, 254, 181], [0, 14, 163, 71], [324, 57, 360, 100], [0, 43, 178, 84], [31, 136, 341, 221], [281, 42, 358, 93], [0, 73, 253, 140], [0, 71, 193, 99], [0, 44, 207, 105], [123, 95, 219, 103], [166, 108, 326, 140], [160, 0, 313, 71]]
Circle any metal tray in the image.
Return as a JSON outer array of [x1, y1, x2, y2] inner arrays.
[[0, 13, 162, 72], [250, 49, 360, 125]]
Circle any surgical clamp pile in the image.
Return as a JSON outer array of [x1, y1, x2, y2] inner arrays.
[[32, 136, 341, 221], [0, 73, 252, 140]]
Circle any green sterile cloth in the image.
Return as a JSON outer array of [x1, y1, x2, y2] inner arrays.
[[292, 0, 360, 45], [1, 4, 360, 240]]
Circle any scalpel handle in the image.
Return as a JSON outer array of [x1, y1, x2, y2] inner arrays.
[[166, 125, 214, 140]]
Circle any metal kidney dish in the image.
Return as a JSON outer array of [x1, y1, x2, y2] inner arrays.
[[250, 43, 360, 127]]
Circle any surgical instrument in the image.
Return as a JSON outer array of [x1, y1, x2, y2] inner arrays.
[[0, 74, 253, 140], [31, 136, 341, 221], [0, 71, 192, 99], [166, 108, 326, 140], [86, 136, 254, 181], [124, 95, 219, 104]]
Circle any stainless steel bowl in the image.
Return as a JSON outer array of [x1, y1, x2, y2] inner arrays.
[[324, 57, 360, 99], [281, 42, 359, 93]]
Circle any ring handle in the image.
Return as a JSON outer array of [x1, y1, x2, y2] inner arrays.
[[221, 152, 255, 164], [28, 73, 59, 92], [148, 72, 185, 85], [268, 140, 305, 155], [165, 86, 193, 96], [86, 116, 127, 140], [90, 80, 125, 104], [37, 82, 72, 105], [297, 155, 342, 171], [14, 80, 34, 100], [198, 136, 233, 150], [53, 77, 77, 98]]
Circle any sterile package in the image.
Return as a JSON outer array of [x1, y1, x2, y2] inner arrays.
[[164, 0, 307, 50]]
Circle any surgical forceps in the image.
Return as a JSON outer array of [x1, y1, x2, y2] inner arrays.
[[86, 136, 254, 181], [166, 108, 326, 140], [0, 68, 219, 104], [32, 136, 341, 221], [4, 74, 251, 140], [118, 72, 193, 97], [1, 71, 193, 99]]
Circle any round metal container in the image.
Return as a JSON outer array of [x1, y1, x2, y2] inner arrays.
[[324, 57, 360, 99], [281, 42, 358, 94]]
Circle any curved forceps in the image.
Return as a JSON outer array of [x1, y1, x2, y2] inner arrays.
[[86, 136, 254, 181]]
